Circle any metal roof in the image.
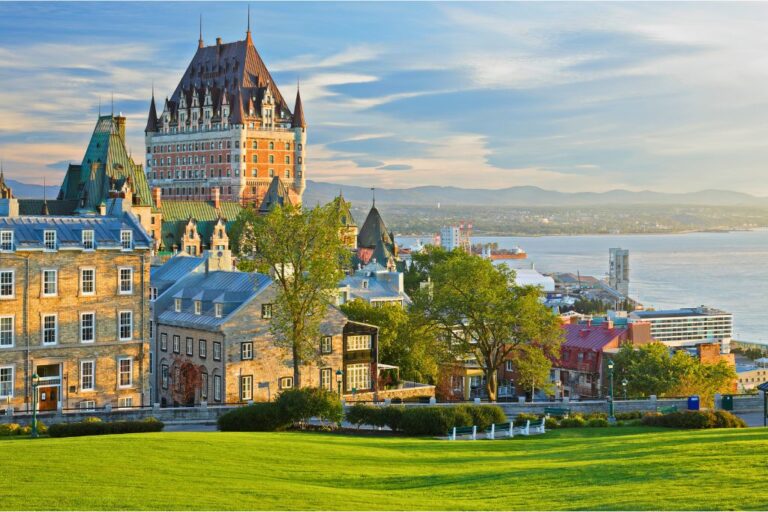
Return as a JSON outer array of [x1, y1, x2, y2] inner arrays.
[[562, 323, 628, 351], [632, 307, 731, 319], [151, 254, 207, 295]]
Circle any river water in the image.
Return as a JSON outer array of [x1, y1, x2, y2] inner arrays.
[[398, 229, 768, 344]]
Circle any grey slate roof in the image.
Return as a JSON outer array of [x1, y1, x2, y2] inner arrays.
[[340, 263, 410, 305], [150, 254, 207, 296]]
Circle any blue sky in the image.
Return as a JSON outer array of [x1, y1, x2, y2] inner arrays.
[[1, 2, 768, 193]]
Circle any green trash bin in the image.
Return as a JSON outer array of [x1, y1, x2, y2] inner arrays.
[[721, 394, 734, 411]]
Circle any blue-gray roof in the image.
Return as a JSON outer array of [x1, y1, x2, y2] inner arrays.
[[0, 212, 152, 251], [151, 254, 207, 296], [340, 264, 410, 305]]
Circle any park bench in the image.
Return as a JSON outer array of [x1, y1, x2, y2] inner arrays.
[[449, 425, 477, 441], [529, 417, 546, 435], [512, 419, 530, 436], [485, 421, 515, 440], [657, 405, 678, 414], [544, 407, 571, 418]]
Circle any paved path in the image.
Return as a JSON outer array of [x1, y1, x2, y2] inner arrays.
[[735, 411, 766, 427], [163, 423, 218, 432]]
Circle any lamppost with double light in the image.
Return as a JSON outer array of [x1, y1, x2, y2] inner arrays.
[[607, 359, 615, 422], [31, 373, 40, 438], [622, 378, 628, 401], [335, 369, 344, 399]]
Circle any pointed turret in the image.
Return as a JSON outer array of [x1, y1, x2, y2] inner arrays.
[[292, 86, 306, 128], [245, 5, 252, 44], [358, 203, 393, 249], [230, 91, 245, 126], [145, 90, 159, 133], [0, 161, 12, 199]]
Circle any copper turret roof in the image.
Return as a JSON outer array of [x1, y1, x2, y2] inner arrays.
[[145, 93, 159, 133]]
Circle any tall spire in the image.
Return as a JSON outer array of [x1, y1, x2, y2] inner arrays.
[[145, 83, 159, 133], [198, 14, 204, 48], [371, 187, 376, 207], [246, 5, 252, 42], [292, 81, 306, 128]]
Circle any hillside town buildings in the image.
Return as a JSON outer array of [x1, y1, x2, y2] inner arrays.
[[629, 306, 733, 351]]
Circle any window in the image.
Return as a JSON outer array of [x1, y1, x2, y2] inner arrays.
[[82, 230, 94, 250], [80, 312, 95, 343], [252, 141, 257, 149], [0, 270, 13, 298], [44, 230, 56, 251], [346, 363, 370, 392], [279, 377, 293, 390], [160, 333, 168, 351], [346, 335, 371, 351], [269, 142, 274, 150], [42, 314, 57, 345], [162, 365, 169, 389], [320, 368, 332, 390], [79, 400, 95, 411], [174, 298, 182, 312], [320, 336, 332, 354], [285, 142, 290, 150], [251, 154, 258, 163], [285, 156, 290, 164], [0, 231, 12, 251], [118, 311, 133, 341], [186, 337, 193, 356], [118, 397, 133, 408], [194, 300, 202, 315], [80, 361, 95, 391], [505, 360, 513, 372], [213, 341, 222, 361], [201, 373, 208, 399], [213, 375, 222, 401], [118, 358, 132, 388], [214, 303, 223, 318], [199, 339, 207, 359], [268, 155, 274, 164], [261, 304, 273, 319], [240, 375, 253, 401], [80, 268, 95, 295], [121, 230, 132, 250], [0, 366, 12, 397], [0, 316, 13, 347], [119, 268, 133, 294], [241, 342, 253, 360], [42, 269, 57, 296], [284, 169, 290, 179], [173, 335, 180, 354]]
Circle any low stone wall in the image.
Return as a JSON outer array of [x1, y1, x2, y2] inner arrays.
[[346, 385, 435, 403], [1, 405, 235, 427]]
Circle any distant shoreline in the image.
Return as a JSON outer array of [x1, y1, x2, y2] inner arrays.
[[396, 227, 762, 239]]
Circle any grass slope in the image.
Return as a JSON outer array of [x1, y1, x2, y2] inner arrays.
[[1, 427, 767, 510]]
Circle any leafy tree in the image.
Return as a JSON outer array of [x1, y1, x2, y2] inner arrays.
[[404, 245, 460, 296], [413, 251, 562, 401], [236, 203, 348, 385], [340, 299, 447, 384], [511, 345, 554, 399]]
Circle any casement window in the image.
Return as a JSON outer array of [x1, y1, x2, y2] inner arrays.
[[346, 363, 370, 392], [80, 400, 96, 411], [320, 368, 332, 390], [119, 268, 133, 294], [120, 230, 133, 250], [201, 373, 208, 399], [80, 360, 95, 391], [284, 142, 290, 150], [214, 303, 223, 318], [0, 316, 13, 347], [269, 142, 274, 150], [118, 358, 133, 388], [268, 155, 274, 164], [82, 230, 94, 250], [279, 377, 293, 390], [346, 335, 371, 351], [161, 364, 169, 389], [118, 397, 133, 408], [213, 341, 222, 361], [172, 335, 180, 354], [198, 339, 207, 359], [42, 269, 57, 296], [43, 230, 56, 251], [0, 366, 12, 397], [0, 230, 13, 251], [194, 300, 202, 315], [174, 298, 182, 312], [80, 312, 95, 343], [251, 155, 257, 163], [252, 141, 257, 149], [80, 268, 95, 295], [118, 311, 133, 341], [186, 337, 193, 356], [284, 169, 290, 179], [213, 375, 222, 401], [261, 304, 273, 319], [241, 342, 253, 360], [0, 270, 14, 298], [240, 375, 253, 401], [320, 336, 332, 354], [42, 314, 57, 345], [284, 156, 290, 164], [506, 360, 514, 372], [160, 333, 168, 351]]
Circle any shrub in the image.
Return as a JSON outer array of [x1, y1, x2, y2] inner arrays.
[[615, 411, 643, 420], [217, 403, 289, 432], [346, 404, 377, 428], [18, 425, 30, 435], [82, 416, 103, 423], [640, 410, 746, 429], [401, 407, 472, 437], [585, 412, 608, 421], [345, 405, 405, 431], [712, 410, 747, 428], [586, 418, 609, 428], [276, 388, 343, 426], [457, 405, 506, 430], [559, 415, 587, 428], [0, 423, 20, 436], [380, 406, 405, 432], [515, 413, 540, 423], [544, 417, 559, 430], [48, 418, 163, 438]]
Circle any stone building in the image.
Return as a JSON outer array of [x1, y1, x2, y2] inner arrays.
[[0, 197, 153, 413]]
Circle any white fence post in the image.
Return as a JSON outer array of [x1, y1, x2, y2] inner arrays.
[[471, 425, 477, 440]]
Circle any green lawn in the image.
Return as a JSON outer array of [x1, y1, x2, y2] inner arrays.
[[2, 427, 767, 510]]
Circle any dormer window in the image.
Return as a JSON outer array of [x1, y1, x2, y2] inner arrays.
[[194, 300, 202, 315], [362, 280, 369, 289], [44, 230, 56, 251], [0, 231, 13, 251], [82, 230, 94, 250], [174, 298, 182, 312], [215, 303, 223, 318], [120, 230, 132, 250]]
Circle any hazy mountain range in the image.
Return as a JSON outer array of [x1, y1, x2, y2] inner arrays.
[[6, 177, 768, 207]]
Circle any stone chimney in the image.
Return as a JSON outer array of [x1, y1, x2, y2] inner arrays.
[[211, 187, 220, 209], [216, 37, 222, 46], [115, 114, 127, 141], [152, 187, 162, 209]]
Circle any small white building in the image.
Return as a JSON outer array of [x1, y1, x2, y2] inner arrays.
[[513, 268, 555, 292]]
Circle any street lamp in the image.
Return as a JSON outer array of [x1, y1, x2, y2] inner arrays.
[[555, 380, 562, 401], [607, 359, 615, 423], [31, 373, 40, 439], [335, 369, 344, 398], [622, 378, 628, 401]]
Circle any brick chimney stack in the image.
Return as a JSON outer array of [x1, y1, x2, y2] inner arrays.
[[211, 187, 220, 209], [152, 187, 162, 209], [115, 114, 126, 141]]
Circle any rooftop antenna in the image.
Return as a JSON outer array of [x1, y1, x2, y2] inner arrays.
[[247, 4, 251, 35], [111, 92, 114, 116], [98, 97, 101, 117], [371, 187, 375, 207], [198, 14, 204, 48]]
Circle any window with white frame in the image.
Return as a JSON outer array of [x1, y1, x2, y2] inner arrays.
[[80, 312, 95, 343], [120, 230, 132, 250], [320, 368, 332, 390], [186, 337, 193, 356], [160, 332, 167, 351], [240, 375, 253, 401], [213, 375, 222, 401], [118, 311, 133, 340], [42, 314, 57, 344], [346, 335, 371, 351], [119, 268, 133, 294], [80, 360, 95, 391], [199, 339, 207, 358], [320, 336, 332, 354], [213, 341, 222, 361], [194, 300, 202, 315], [172, 335, 180, 353], [0, 366, 12, 397], [44, 230, 56, 251], [79, 400, 95, 411], [0, 231, 13, 251], [82, 229, 94, 250], [241, 342, 253, 360], [201, 373, 208, 399], [261, 304, 273, 319], [161, 364, 169, 389], [346, 363, 370, 392], [214, 303, 223, 318], [0, 316, 13, 347], [80, 268, 95, 295], [0, 270, 13, 298], [42, 269, 57, 296], [279, 377, 293, 390], [150, 287, 158, 301], [174, 298, 182, 312], [118, 358, 132, 387], [118, 397, 133, 408], [505, 360, 513, 372]]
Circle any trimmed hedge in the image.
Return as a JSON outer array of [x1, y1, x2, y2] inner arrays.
[[277, 388, 343, 425], [559, 415, 587, 428], [217, 402, 290, 432], [48, 417, 163, 438], [456, 405, 507, 430], [641, 410, 746, 429], [344, 404, 505, 435], [586, 418, 609, 428]]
